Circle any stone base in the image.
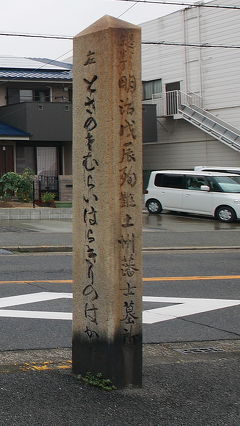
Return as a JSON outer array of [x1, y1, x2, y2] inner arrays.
[[72, 333, 142, 388]]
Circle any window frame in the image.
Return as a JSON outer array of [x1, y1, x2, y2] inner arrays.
[[143, 79, 162, 100]]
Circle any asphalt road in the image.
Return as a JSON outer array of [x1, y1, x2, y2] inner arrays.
[[0, 214, 240, 426], [0, 250, 239, 350]]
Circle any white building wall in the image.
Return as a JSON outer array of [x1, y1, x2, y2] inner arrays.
[[143, 139, 240, 171], [142, 12, 186, 91], [200, 2, 240, 114], [141, 0, 240, 171]]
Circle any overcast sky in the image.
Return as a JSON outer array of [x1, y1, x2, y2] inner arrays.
[[0, 0, 196, 61]]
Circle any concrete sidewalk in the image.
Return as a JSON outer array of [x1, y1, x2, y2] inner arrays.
[[0, 341, 239, 425], [0, 208, 240, 252], [0, 217, 240, 252]]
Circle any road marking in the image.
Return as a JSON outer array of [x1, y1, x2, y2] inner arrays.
[[144, 275, 240, 282], [143, 296, 240, 324], [0, 360, 72, 374], [0, 292, 72, 320], [0, 292, 72, 308], [0, 275, 240, 285], [0, 292, 240, 323], [0, 280, 72, 285], [0, 310, 72, 320]]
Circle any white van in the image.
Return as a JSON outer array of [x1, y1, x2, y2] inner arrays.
[[145, 170, 240, 222]]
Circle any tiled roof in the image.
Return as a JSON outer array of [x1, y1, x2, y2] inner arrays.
[[0, 69, 72, 80], [0, 56, 72, 81], [0, 122, 30, 137]]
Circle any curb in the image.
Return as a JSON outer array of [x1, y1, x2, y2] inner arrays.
[[0, 208, 145, 220], [0, 246, 72, 253], [1, 245, 240, 253], [0, 207, 72, 220], [142, 246, 240, 251]]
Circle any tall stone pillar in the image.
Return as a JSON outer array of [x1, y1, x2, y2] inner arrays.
[[72, 15, 142, 388]]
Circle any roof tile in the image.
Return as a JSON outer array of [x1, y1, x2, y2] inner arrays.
[[0, 69, 72, 80]]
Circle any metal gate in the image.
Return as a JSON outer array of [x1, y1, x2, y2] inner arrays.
[[33, 175, 59, 202]]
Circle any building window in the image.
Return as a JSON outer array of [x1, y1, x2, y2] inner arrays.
[[19, 88, 50, 103], [16, 146, 59, 176], [143, 79, 162, 100], [16, 146, 35, 174], [37, 147, 57, 176], [19, 89, 33, 102]]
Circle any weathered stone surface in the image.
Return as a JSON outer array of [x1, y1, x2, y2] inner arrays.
[[72, 15, 142, 387]]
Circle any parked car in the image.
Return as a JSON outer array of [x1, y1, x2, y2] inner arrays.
[[145, 170, 240, 222]]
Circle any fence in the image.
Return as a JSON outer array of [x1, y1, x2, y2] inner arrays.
[[33, 175, 59, 203], [143, 91, 203, 117]]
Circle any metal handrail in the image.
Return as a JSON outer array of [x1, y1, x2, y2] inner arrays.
[[142, 90, 203, 117], [163, 90, 203, 116]]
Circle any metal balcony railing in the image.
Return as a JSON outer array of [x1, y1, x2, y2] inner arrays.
[[142, 90, 203, 117]]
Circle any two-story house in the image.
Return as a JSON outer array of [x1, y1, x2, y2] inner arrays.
[[0, 55, 158, 198], [0, 56, 72, 200], [141, 0, 240, 181]]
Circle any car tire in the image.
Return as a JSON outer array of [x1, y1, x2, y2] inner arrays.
[[215, 205, 236, 223], [146, 199, 162, 214]]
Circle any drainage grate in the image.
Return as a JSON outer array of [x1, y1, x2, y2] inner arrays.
[[174, 347, 225, 354]]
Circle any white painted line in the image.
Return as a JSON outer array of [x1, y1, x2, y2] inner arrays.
[[0, 292, 72, 320], [142, 296, 240, 324], [0, 292, 72, 308], [0, 292, 240, 323], [0, 310, 72, 320]]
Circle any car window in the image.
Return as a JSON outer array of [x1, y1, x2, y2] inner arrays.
[[154, 174, 185, 189], [213, 176, 240, 193], [207, 177, 221, 192], [186, 176, 207, 190]]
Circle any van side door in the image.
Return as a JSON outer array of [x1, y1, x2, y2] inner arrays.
[[182, 175, 213, 213]]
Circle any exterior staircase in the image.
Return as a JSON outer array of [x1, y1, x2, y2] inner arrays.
[[146, 90, 240, 152], [178, 101, 240, 153]]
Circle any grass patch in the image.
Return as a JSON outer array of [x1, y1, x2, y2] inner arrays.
[[80, 372, 117, 391], [55, 201, 72, 208]]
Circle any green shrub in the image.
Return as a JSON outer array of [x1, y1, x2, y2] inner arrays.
[[41, 192, 56, 203], [0, 169, 34, 201], [0, 172, 20, 200], [16, 168, 34, 201]]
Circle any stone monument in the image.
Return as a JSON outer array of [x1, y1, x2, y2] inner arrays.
[[72, 15, 142, 388]]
